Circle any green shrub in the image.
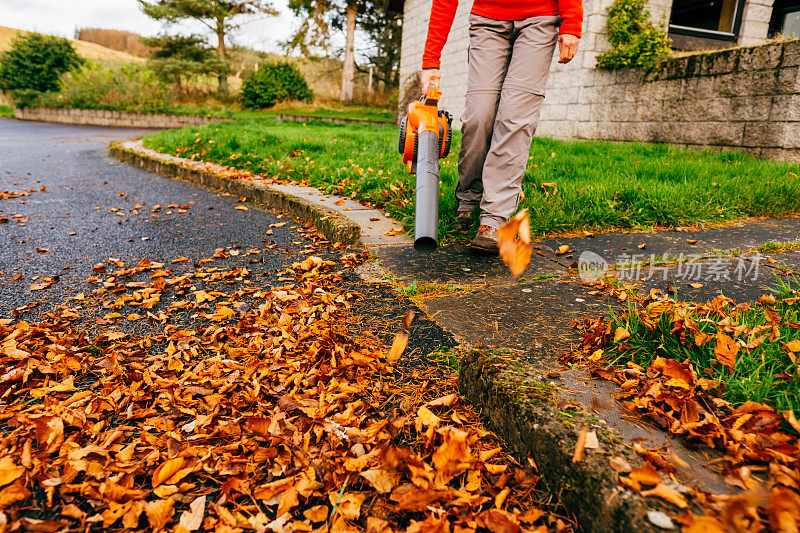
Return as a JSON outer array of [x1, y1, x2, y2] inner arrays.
[[596, 0, 672, 74], [0, 33, 83, 105], [240, 62, 313, 108], [42, 62, 172, 113], [142, 34, 230, 87]]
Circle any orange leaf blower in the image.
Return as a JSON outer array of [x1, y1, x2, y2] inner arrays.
[[398, 82, 453, 252]]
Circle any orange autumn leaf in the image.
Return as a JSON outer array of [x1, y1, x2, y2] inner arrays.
[[360, 468, 401, 494], [679, 514, 727, 533], [386, 331, 408, 363], [715, 332, 738, 371], [0, 457, 24, 487], [151, 457, 185, 488], [613, 327, 630, 343], [572, 426, 588, 463], [144, 499, 174, 531], [640, 483, 687, 508], [0, 480, 30, 508], [629, 462, 660, 486], [497, 209, 531, 277], [767, 486, 800, 533]]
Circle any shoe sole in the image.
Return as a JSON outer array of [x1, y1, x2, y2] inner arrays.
[[470, 241, 499, 255]]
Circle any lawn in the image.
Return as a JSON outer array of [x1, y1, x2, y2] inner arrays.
[[594, 279, 800, 415], [0, 105, 12, 118], [151, 102, 393, 122], [238, 102, 394, 122], [143, 119, 800, 241]]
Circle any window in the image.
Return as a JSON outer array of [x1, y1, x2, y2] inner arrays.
[[770, 1, 800, 37], [669, 0, 747, 41]]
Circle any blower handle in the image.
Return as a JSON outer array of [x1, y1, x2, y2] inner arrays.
[[423, 80, 442, 106]]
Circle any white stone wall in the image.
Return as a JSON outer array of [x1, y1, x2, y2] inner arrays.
[[739, 0, 775, 46], [399, 0, 471, 118], [399, 0, 775, 138]]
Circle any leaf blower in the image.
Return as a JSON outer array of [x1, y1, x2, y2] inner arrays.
[[398, 82, 453, 252]]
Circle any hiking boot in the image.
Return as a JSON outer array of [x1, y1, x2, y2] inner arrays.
[[456, 209, 473, 231], [471, 225, 499, 254]]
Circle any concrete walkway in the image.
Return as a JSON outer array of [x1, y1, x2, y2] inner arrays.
[[369, 217, 800, 528]]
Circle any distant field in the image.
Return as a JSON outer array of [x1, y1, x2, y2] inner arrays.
[[0, 26, 143, 64]]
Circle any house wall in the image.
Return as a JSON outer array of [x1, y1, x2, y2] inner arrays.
[[739, 0, 775, 46], [398, 0, 672, 128], [398, 0, 796, 160]]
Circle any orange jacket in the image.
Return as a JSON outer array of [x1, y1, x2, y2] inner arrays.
[[422, 0, 583, 69]]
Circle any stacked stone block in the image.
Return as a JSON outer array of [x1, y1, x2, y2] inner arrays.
[[13, 107, 230, 129]]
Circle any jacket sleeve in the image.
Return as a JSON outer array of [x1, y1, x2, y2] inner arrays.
[[558, 0, 583, 37], [421, 0, 460, 69]]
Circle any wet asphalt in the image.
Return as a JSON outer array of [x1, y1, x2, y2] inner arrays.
[[0, 118, 334, 317], [0, 118, 456, 357]]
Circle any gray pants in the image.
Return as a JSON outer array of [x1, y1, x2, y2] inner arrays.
[[456, 14, 560, 229]]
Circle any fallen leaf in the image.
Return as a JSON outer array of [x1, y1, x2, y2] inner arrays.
[[178, 495, 205, 531], [572, 426, 588, 463], [629, 462, 661, 486], [0, 457, 24, 487], [386, 331, 408, 363], [360, 469, 401, 493], [152, 457, 185, 488], [614, 327, 630, 343], [640, 483, 687, 508], [608, 456, 632, 473], [715, 332, 738, 371], [144, 499, 174, 531], [584, 430, 599, 449], [498, 210, 531, 277]]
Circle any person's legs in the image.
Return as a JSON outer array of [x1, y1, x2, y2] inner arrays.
[[456, 14, 513, 214], [478, 15, 560, 229]]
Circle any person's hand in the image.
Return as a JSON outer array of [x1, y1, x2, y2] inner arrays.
[[421, 68, 441, 93], [558, 34, 580, 64]]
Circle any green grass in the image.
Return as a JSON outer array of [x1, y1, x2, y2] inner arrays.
[[0, 105, 12, 118], [755, 240, 800, 254], [235, 103, 393, 122], [603, 278, 800, 415], [429, 347, 460, 372], [143, 119, 800, 240]]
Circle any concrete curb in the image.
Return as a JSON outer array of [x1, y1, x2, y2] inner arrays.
[[109, 139, 364, 247], [460, 348, 676, 533]]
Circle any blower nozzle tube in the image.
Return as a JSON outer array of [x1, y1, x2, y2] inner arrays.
[[414, 130, 440, 252], [398, 82, 452, 253]]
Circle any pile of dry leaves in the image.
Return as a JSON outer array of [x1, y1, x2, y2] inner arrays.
[[569, 294, 800, 531], [0, 255, 565, 532]]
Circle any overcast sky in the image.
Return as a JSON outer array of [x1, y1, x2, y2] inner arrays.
[[0, 0, 299, 53]]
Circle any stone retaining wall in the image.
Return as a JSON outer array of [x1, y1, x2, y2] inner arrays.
[[538, 40, 800, 161], [14, 107, 231, 129]]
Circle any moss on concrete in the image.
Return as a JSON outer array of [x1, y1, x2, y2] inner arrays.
[[459, 347, 667, 533]]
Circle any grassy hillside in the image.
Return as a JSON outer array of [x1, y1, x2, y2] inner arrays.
[[0, 26, 143, 64]]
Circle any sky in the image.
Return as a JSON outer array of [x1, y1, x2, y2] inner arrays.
[[0, 0, 299, 53]]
